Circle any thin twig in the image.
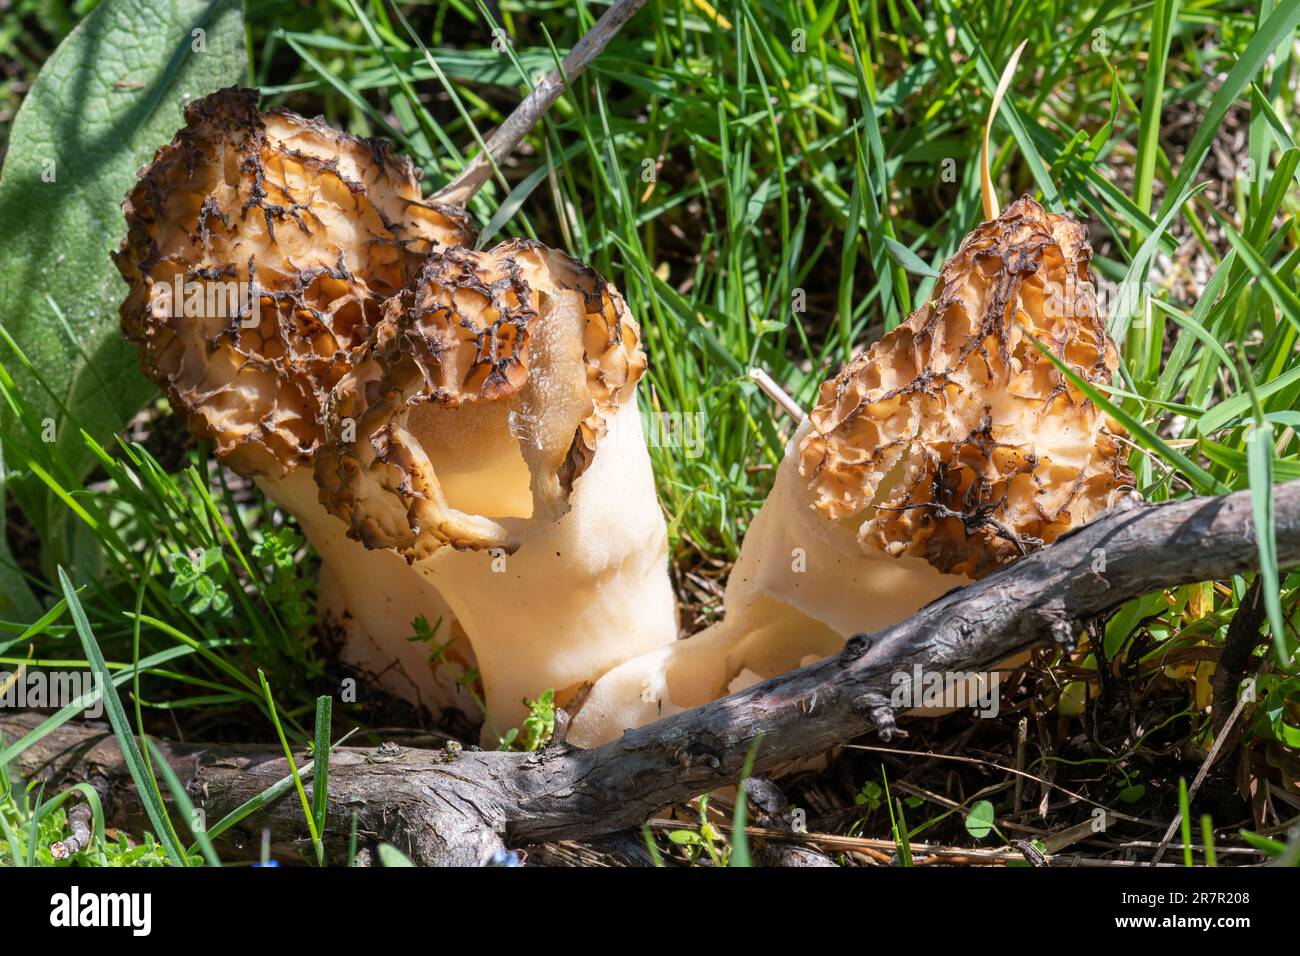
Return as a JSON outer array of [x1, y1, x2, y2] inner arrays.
[[49, 798, 95, 861], [844, 743, 1148, 825], [1149, 660, 1262, 865], [647, 819, 1184, 867], [1013, 716, 1028, 815], [430, 0, 649, 207], [1212, 578, 1265, 734], [9, 481, 1300, 865], [749, 368, 806, 421]]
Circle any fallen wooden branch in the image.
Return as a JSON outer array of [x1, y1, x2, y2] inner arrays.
[[6, 481, 1299, 865]]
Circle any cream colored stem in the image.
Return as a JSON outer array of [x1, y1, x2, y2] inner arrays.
[[16, 482, 1294, 863], [257, 469, 477, 716]]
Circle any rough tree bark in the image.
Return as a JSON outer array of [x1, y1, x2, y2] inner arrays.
[[6, 482, 1299, 865]]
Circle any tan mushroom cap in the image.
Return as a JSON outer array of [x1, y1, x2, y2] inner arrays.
[[798, 195, 1135, 579], [315, 238, 647, 557], [114, 86, 473, 478]]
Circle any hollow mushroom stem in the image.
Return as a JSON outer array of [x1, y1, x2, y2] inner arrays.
[[567, 419, 967, 747], [569, 196, 1137, 747], [315, 240, 678, 742], [257, 468, 477, 714]]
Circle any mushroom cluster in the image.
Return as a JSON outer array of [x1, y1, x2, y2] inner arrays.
[[567, 196, 1136, 746], [115, 88, 677, 736], [118, 88, 1134, 751]]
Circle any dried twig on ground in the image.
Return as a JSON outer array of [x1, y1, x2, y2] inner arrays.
[[6, 482, 1299, 865]]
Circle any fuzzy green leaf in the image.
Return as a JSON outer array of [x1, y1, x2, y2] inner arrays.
[[0, 0, 246, 486]]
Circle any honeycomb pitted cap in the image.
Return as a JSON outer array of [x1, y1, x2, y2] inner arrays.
[[799, 195, 1135, 579], [115, 87, 474, 478], [315, 238, 647, 557]]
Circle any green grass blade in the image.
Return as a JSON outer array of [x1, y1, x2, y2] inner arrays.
[[0, 643, 198, 768], [1178, 777, 1193, 867], [1201, 815, 1217, 867], [258, 669, 323, 865], [377, 843, 415, 867], [1156, 2, 1300, 222], [1246, 422, 1289, 662], [729, 736, 763, 867], [57, 567, 188, 866], [1028, 338, 1227, 494], [311, 694, 332, 845], [146, 739, 219, 867]]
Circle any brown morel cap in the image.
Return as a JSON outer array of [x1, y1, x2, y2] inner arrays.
[[115, 87, 473, 478], [315, 238, 646, 557], [798, 195, 1135, 579]]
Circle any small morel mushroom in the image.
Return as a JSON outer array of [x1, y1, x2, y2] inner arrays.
[[569, 196, 1137, 747], [314, 239, 679, 740], [114, 88, 479, 714]]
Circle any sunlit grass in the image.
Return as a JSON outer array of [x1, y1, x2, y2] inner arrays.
[[0, 0, 1297, 866]]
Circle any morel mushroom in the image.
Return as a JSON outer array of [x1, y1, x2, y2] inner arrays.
[[115, 87, 479, 713], [314, 239, 679, 739], [116, 87, 472, 476], [569, 196, 1136, 747]]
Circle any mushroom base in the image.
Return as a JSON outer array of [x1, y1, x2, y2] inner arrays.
[[408, 400, 680, 746], [568, 421, 972, 748], [257, 469, 481, 720]]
